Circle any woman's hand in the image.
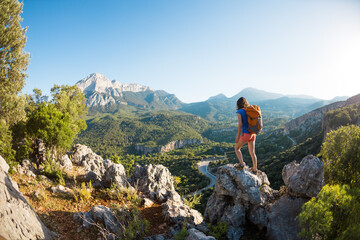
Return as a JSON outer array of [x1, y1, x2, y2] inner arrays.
[[235, 136, 240, 143]]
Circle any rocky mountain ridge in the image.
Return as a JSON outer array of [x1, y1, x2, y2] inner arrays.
[[76, 73, 183, 111], [284, 93, 360, 136]]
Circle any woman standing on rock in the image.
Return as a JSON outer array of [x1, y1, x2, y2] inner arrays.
[[234, 97, 258, 174]]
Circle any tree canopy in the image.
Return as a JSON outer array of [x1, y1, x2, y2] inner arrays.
[[0, 0, 29, 160]]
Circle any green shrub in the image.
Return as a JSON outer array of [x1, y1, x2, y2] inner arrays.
[[174, 223, 188, 240], [208, 221, 228, 240], [299, 184, 360, 240], [112, 204, 149, 240], [106, 184, 141, 206], [73, 181, 93, 202], [319, 125, 360, 187], [184, 193, 202, 208], [42, 160, 65, 185]]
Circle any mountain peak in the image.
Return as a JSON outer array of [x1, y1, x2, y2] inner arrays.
[[75, 73, 153, 93]]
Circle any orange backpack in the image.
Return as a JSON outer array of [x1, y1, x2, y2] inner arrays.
[[244, 105, 262, 134]]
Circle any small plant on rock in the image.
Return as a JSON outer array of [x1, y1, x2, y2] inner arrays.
[[174, 222, 189, 240], [208, 221, 228, 240]]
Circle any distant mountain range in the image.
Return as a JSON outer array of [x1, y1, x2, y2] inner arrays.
[[75, 73, 349, 120], [76, 73, 182, 113]]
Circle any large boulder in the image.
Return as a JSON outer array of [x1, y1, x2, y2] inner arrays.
[[74, 205, 120, 239], [130, 164, 177, 202], [266, 195, 308, 240], [71, 144, 94, 165], [58, 154, 73, 171], [204, 155, 324, 240], [103, 160, 132, 189], [0, 156, 56, 239], [162, 199, 203, 225], [282, 155, 324, 198], [70, 145, 131, 189]]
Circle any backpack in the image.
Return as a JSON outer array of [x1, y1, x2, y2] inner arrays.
[[244, 105, 262, 134]]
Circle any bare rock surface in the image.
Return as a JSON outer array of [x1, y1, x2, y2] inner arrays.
[[16, 159, 37, 177], [0, 155, 9, 173], [58, 154, 73, 171], [74, 205, 120, 239], [51, 185, 73, 195], [162, 200, 203, 225], [0, 156, 55, 239], [282, 155, 324, 198], [204, 155, 324, 240], [130, 164, 176, 202], [70, 145, 131, 189], [71, 144, 94, 165], [186, 228, 216, 240]]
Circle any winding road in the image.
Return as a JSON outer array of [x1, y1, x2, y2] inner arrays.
[[187, 158, 218, 197], [288, 136, 296, 146]]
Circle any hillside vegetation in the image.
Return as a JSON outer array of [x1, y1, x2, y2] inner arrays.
[[76, 111, 210, 157]]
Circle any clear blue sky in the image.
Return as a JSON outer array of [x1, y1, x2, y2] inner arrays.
[[21, 0, 360, 103]]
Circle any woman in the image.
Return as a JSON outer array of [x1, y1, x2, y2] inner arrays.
[[234, 97, 258, 174]]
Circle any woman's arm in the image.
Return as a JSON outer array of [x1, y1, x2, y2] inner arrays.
[[236, 113, 243, 143]]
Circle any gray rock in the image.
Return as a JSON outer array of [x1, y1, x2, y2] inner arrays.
[[16, 159, 37, 177], [51, 185, 73, 195], [130, 164, 175, 202], [204, 154, 324, 240], [0, 156, 56, 239], [266, 195, 308, 240], [282, 155, 324, 198], [74, 205, 120, 238], [58, 154, 73, 171], [186, 228, 216, 240], [71, 144, 94, 165], [0, 155, 9, 173], [162, 200, 203, 225], [103, 160, 132, 189]]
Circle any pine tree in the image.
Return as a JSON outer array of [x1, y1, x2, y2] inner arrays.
[[0, 0, 30, 159]]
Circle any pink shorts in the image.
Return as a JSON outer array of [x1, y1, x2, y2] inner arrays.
[[239, 133, 256, 142]]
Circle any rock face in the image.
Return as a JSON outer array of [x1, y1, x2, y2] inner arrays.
[[135, 139, 203, 155], [204, 155, 324, 240], [16, 159, 37, 177], [70, 144, 131, 189], [282, 155, 324, 198], [74, 205, 120, 239], [0, 156, 55, 239], [131, 164, 204, 225], [130, 164, 177, 202]]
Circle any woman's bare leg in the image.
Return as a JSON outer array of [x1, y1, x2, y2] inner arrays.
[[248, 141, 257, 171], [235, 140, 247, 165]]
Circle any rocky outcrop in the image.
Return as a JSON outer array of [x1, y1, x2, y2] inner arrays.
[[130, 164, 177, 202], [282, 155, 324, 198], [74, 205, 120, 239], [58, 154, 73, 171], [131, 164, 204, 225], [0, 156, 55, 239], [70, 144, 131, 189], [16, 159, 37, 177], [135, 139, 203, 155], [71, 144, 94, 165], [204, 155, 324, 240]]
